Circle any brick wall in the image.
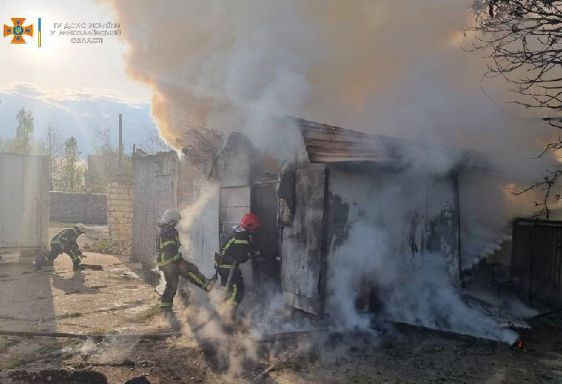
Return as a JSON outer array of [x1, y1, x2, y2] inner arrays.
[[49, 192, 107, 224], [107, 181, 133, 256]]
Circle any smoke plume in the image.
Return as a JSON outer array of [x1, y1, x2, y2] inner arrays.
[[103, 0, 557, 347], [102, 0, 553, 158]]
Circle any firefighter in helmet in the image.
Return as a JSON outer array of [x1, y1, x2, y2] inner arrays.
[[157, 209, 213, 311], [215, 213, 261, 306], [35, 223, 87, 271]]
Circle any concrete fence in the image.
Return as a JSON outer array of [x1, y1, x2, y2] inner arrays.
[[49, 191, 107, 225]]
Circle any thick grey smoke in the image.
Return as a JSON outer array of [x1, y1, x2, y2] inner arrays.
[[325, 169, 519, 344], [101, 0, 557, 346]]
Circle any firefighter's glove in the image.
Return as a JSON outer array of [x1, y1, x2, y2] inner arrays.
[[205, 278, 216, 292]]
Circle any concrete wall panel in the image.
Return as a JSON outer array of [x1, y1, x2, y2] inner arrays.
[[49, 192, 107, 224]]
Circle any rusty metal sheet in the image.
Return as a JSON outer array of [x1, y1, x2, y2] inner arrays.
[[293, 117, 400, 164]]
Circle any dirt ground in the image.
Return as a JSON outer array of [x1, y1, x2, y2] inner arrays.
[[0, 225, 562, 383]]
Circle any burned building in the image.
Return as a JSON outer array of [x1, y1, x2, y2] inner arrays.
[[132, 118, 483, 317]]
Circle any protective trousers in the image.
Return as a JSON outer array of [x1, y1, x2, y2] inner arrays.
[[159, 259, 209, 309], [216, 265, 244, 305], [47, 243, 81, 267]]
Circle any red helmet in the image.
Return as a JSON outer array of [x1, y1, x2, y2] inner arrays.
[[239, 213, 261, 231]]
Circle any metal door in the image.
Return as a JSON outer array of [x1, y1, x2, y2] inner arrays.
[[219, 186, 251, 244], [252, 178, 281, 283], [280, 164, 326, 315]]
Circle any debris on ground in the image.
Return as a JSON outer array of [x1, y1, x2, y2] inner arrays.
[[1, 250, 561, 383]]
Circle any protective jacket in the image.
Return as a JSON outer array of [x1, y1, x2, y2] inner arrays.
[[156, 225, 210, 309], [214, 226, 254, 305], [216, 226, 253, 267], [49, 228, 82, 265], [157, 226, 182, 267], [52, 228, 80, 251]]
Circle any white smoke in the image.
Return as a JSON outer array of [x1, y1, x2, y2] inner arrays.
[[329, 220, 518, 344], [325, 167, 520, 344], [99, 0, 559, 349], [177, 179, 219, 275]]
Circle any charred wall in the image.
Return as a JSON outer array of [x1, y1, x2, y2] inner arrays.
[[512, 219, 562, 306], [324, 164, 461, 284]]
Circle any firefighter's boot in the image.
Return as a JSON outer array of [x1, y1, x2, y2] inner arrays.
[[35, 254, 53, 271], [73, 262, 85, 271]]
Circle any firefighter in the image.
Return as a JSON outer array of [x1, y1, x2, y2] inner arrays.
[[35, 224, 86, 271], [157, 209, 213, 311], [214, 213, 261, 307]]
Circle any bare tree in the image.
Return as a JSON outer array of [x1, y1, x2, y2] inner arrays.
[[471, 1, 562, 116], [140, 129, 171, 154], [93, 126, 116, 155], [470, 0, 562, 218]]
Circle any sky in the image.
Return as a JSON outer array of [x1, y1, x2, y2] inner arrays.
[[0, 0, 156, 155]]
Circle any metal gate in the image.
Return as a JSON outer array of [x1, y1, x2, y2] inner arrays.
[[132, 152, 180, 266], [512, 218, 562, 306], [0, 153, 49, 254]]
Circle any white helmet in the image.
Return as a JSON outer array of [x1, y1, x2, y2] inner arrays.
[[74, 223, 86, 234], [158, 209, 181, 227]]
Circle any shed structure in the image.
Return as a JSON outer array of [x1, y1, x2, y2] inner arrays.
[[276, 119, 461, 314], [132, 119, 468, 316], [194, 119, 462, 315]]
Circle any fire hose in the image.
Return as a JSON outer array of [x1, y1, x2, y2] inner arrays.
[[0, 329, 180, 340]]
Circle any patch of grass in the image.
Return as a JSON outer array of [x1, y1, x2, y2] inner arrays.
[[283, 358, 309, 371], [62, 352, 74, 360], [58, 311, 82, 320], [349, 372, 374, 384], [0, 337, 18, 353], [129, 303, 160, 323], [2, 357, 21, 369], [90, 327, 108, 335], [89, 239, 114, 254]]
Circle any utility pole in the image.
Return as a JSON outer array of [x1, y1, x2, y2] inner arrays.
[[118, 113, 123, 174]]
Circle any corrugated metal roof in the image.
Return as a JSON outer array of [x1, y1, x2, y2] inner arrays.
[[293, 117, 401, 163]]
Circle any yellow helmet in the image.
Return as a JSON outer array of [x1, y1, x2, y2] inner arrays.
[[158, 209, 181, 227], [73, 223, 86, 234]]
